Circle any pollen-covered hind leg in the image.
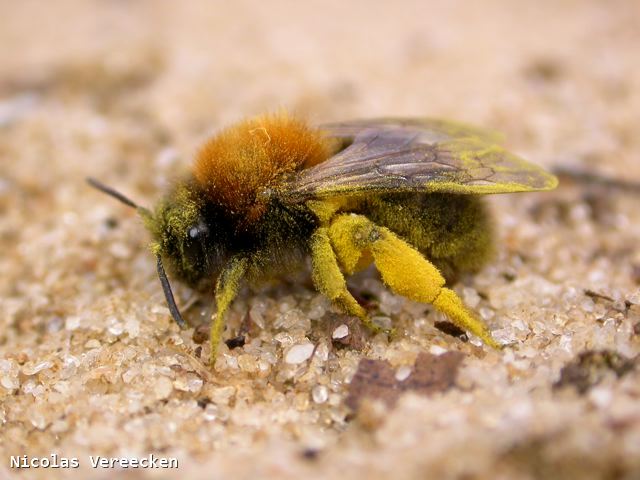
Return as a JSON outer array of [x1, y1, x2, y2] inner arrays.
[[309, 228, 389, 335], [210, 256, 248, 366], [327, 214, 500, 349]]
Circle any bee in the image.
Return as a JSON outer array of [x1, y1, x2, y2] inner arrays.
[[89, 113, 557, 365]]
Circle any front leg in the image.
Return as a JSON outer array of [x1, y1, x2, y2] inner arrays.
[[210, 256, 249, 365]]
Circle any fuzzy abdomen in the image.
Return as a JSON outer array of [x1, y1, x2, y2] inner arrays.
[[352, 193, 494, 282]]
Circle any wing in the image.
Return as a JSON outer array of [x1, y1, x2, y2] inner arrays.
[[286, 118, 558, 201]]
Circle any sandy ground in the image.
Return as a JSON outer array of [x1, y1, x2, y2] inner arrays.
[[1, 1, 640, 479]]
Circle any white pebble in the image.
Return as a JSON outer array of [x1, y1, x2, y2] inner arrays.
[[285, 343, 315, 364], [151, 305, 170, 316], [109, 242, 131, 259], [429, 345, 448, 356], [479, 308, 495, 321], [1, 375, 19, 390], [107, 318, 124, 336], [312, 385, 329, 404], [492, 327, 518, 345], [332, 324, 349, 339], [154, 376, 173, 400], [395, 366, 412, 381], [558, 334, 573, 353], [124, 317, 140, 338], [203, 404, 219, 421], [187, 375, 204, 393], [589, 386, 612, 409], [30, 412, 47, 430], [249, 300, 267, 329], [65, 316, 81, 330]]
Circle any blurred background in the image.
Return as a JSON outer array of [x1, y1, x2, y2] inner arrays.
[[2, 0, 638, 190]]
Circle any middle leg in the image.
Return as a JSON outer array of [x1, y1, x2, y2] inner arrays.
[[309, 227, 390, 334]]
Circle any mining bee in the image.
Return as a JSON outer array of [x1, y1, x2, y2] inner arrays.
[[89, 113, 557, 364]]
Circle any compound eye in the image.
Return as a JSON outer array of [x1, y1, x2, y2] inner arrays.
[[188, 220, 209, 240]]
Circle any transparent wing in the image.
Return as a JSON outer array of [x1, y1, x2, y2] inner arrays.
[[286, 118, 557, 201]]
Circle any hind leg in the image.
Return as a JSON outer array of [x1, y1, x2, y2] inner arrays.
[[327, 213, 500, 349]]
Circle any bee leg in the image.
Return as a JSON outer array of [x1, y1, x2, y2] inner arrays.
[[328, 214, 500, 349], [210, 256, 249, 366], [309, 228, 388, 335]]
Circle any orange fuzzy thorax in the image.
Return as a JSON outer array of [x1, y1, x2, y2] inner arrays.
[[193, 113, 332, 221]]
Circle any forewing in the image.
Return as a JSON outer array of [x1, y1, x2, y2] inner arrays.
[[287, 119, 557, 201]]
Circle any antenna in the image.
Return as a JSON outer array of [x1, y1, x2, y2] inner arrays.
[[156, 255, 187, 329], [86, 177, 152, 218], [87, 177, 186, 329]]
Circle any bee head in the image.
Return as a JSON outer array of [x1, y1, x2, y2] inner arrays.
[[146, 181, 229, 287], [87, 177, 229, 329]]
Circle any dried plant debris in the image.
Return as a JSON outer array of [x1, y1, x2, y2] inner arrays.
[[584, 289, 638, 318], [434, 320, 468, 342], [346, 352, 464, 410], [554, 350, 637, 394], [225, 335, 246, 349]]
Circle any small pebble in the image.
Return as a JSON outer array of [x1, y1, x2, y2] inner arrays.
[[312, 385, 329, 404], [109, 242, 131, 259], [332, 324, 349, 339], [285, 343, 315, 364], [395, 366, 412, 381], [187, 376, 204, 393], [429, 345, 448, 356], [589, 387, 613, 409], [107, 317, 124, 336], [479, 308, 495, 321], [154, 376, 174, 400], [1, 376, 19, 390], [65, 316, 81, 330], [203, 403, 219, 421]]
